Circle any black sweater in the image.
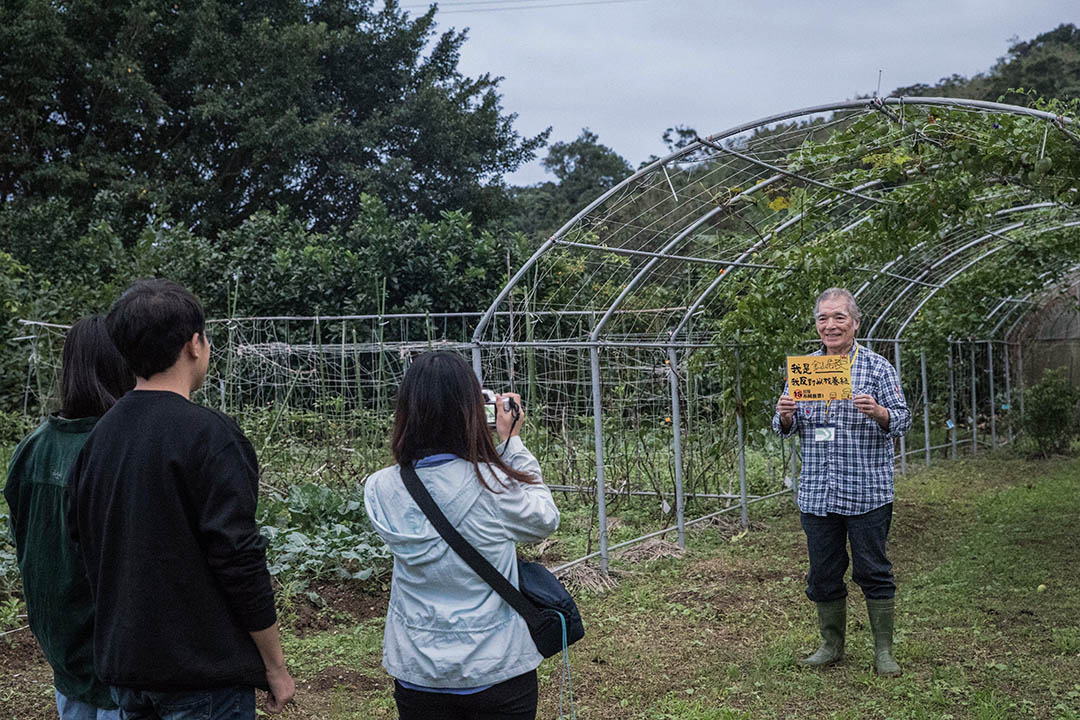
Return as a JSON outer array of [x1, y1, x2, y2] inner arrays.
[[69, 390, 276, 691]]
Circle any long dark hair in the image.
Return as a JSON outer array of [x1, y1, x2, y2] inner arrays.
[[391, 351, 537, 489], [59, 315, 135, 419]]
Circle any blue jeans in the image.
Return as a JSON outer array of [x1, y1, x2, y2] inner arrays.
[[801, 502, 895, 602], [109, 686, 255, 720], [56, 689, 122, 720]]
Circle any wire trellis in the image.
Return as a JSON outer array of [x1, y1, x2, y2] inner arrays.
[[15, 97, 1080, 577]]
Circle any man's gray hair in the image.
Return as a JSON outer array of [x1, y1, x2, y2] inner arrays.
[[814, 288, 861, 322]]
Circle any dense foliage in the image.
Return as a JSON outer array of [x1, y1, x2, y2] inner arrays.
[[894, 24, 1080, 104], [1021, 367, 1080, 457], [0, 0, 546, 237], [2, 18, 1080, 595], [506, 129, 633, 240], [259, 482, 390, 593], [685, 95, 1080, 435], [0, 199, 529, 410]]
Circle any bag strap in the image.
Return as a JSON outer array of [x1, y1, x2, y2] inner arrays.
[[399, 463, 546, 628]]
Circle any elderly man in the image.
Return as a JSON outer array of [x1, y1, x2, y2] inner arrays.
[[773, 288, 911, 676]]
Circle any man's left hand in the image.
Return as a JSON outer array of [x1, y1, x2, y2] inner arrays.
[[853, 394, 889, 429]]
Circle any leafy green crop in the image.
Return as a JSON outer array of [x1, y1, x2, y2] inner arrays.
[[258, 482, 391, 592], [0, 509, 18, 597]]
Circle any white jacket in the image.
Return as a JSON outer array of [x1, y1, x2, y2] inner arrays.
[[363, 437, 560, 688]]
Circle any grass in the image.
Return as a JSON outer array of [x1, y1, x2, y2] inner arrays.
[[2, 452, 1079, 719]]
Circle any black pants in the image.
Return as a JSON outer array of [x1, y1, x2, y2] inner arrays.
[[801, 502, 895, 602], [393, 670, 538, 720]]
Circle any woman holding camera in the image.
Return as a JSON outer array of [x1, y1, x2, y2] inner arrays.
[[364, 351, 560, 720]]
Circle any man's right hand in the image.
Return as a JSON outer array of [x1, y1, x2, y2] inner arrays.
[[250, 623, 295, 714], [265, 664, 295, 713], [776, 394, 796, 431]]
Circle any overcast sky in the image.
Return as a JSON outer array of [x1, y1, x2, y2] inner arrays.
[[398, 0, 1079, 185]]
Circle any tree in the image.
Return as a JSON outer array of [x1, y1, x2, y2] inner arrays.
[[507, 129, 632, 239], [662, 125, 699, 154], [0, 0, 547, 238], [893, 23, 1080, 102]]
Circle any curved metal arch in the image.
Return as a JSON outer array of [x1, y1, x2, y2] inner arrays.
[[861, 201, 1060, 301], [865, 200, 1069, 337], [666, 178, 888, 342], [472, 97, 1078, 359], [981, 264, 1074, 334], [864, 222, 1025, 337], [671, 201, 1077, 350], [587, 176, 784, 342], [854, 242, 927, 300], [893, 222, 1080, 338], [983, 265, 1080, 339], [984, 296, 1036, 330], [667, 160, 1039, 344], [1002, 269, 1080, 341]]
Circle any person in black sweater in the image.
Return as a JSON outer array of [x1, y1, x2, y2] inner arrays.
[[69, 279, 295, 718]]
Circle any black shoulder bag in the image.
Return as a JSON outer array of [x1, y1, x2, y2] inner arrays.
[[399, 463, 584, 658]]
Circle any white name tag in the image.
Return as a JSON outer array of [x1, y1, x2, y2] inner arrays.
[[814, 426, 836, 442]]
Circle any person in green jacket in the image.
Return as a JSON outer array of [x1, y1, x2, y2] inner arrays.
[[4, 315, 134, 720]]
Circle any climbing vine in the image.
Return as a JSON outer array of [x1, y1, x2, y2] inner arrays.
[[692, 95, 1080, 431]]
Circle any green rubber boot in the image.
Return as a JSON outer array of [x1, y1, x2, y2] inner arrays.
[[866, 597, 902, 677], [798, 599, 846, 667]]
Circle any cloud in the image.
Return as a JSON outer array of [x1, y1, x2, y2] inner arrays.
[[441, 0, 1078, 184]]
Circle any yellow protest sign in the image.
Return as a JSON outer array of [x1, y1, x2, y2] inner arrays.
[[786, 354, 852, 402]]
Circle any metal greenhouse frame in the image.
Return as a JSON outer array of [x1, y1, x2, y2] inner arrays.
[[469, 97, 1080, 573], [14, 98, 1080, 579]]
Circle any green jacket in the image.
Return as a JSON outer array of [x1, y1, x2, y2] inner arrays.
[[4, 415, 116, 709]]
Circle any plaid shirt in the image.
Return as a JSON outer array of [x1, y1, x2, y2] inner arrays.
[[772, 342, 911, 516]]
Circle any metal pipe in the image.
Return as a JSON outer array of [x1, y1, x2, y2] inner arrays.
[[547, 486, 745, 500], [921, 349, 931, 466], [869, 223, 1022, 339], [895, 341, 906, 475], [1003, 343, 1013, 444], [1017, 344, 1025, 422], [204, 308, 669, 324], [696, 135, 886, 205], [970, 343, 978, 455], [587, 181, 780, 344], [471, 346, 483, 384], [555, 239, 781, 270], [669, 175, 925, 344], [736, 345, 748, 528], [549, 490, 793, 576], [987, 341, 997, 449], [949, 341, 957, 460], [666, 176, 786, 341], [892, 221, 1080, 341], [668, 346, 686, 548], [589, 346, 610, 573], [473, 338, 914, 350]]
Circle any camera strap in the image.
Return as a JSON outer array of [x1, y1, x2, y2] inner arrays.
[[507, 403, 522, 436], [398, 462, 546, 630]]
